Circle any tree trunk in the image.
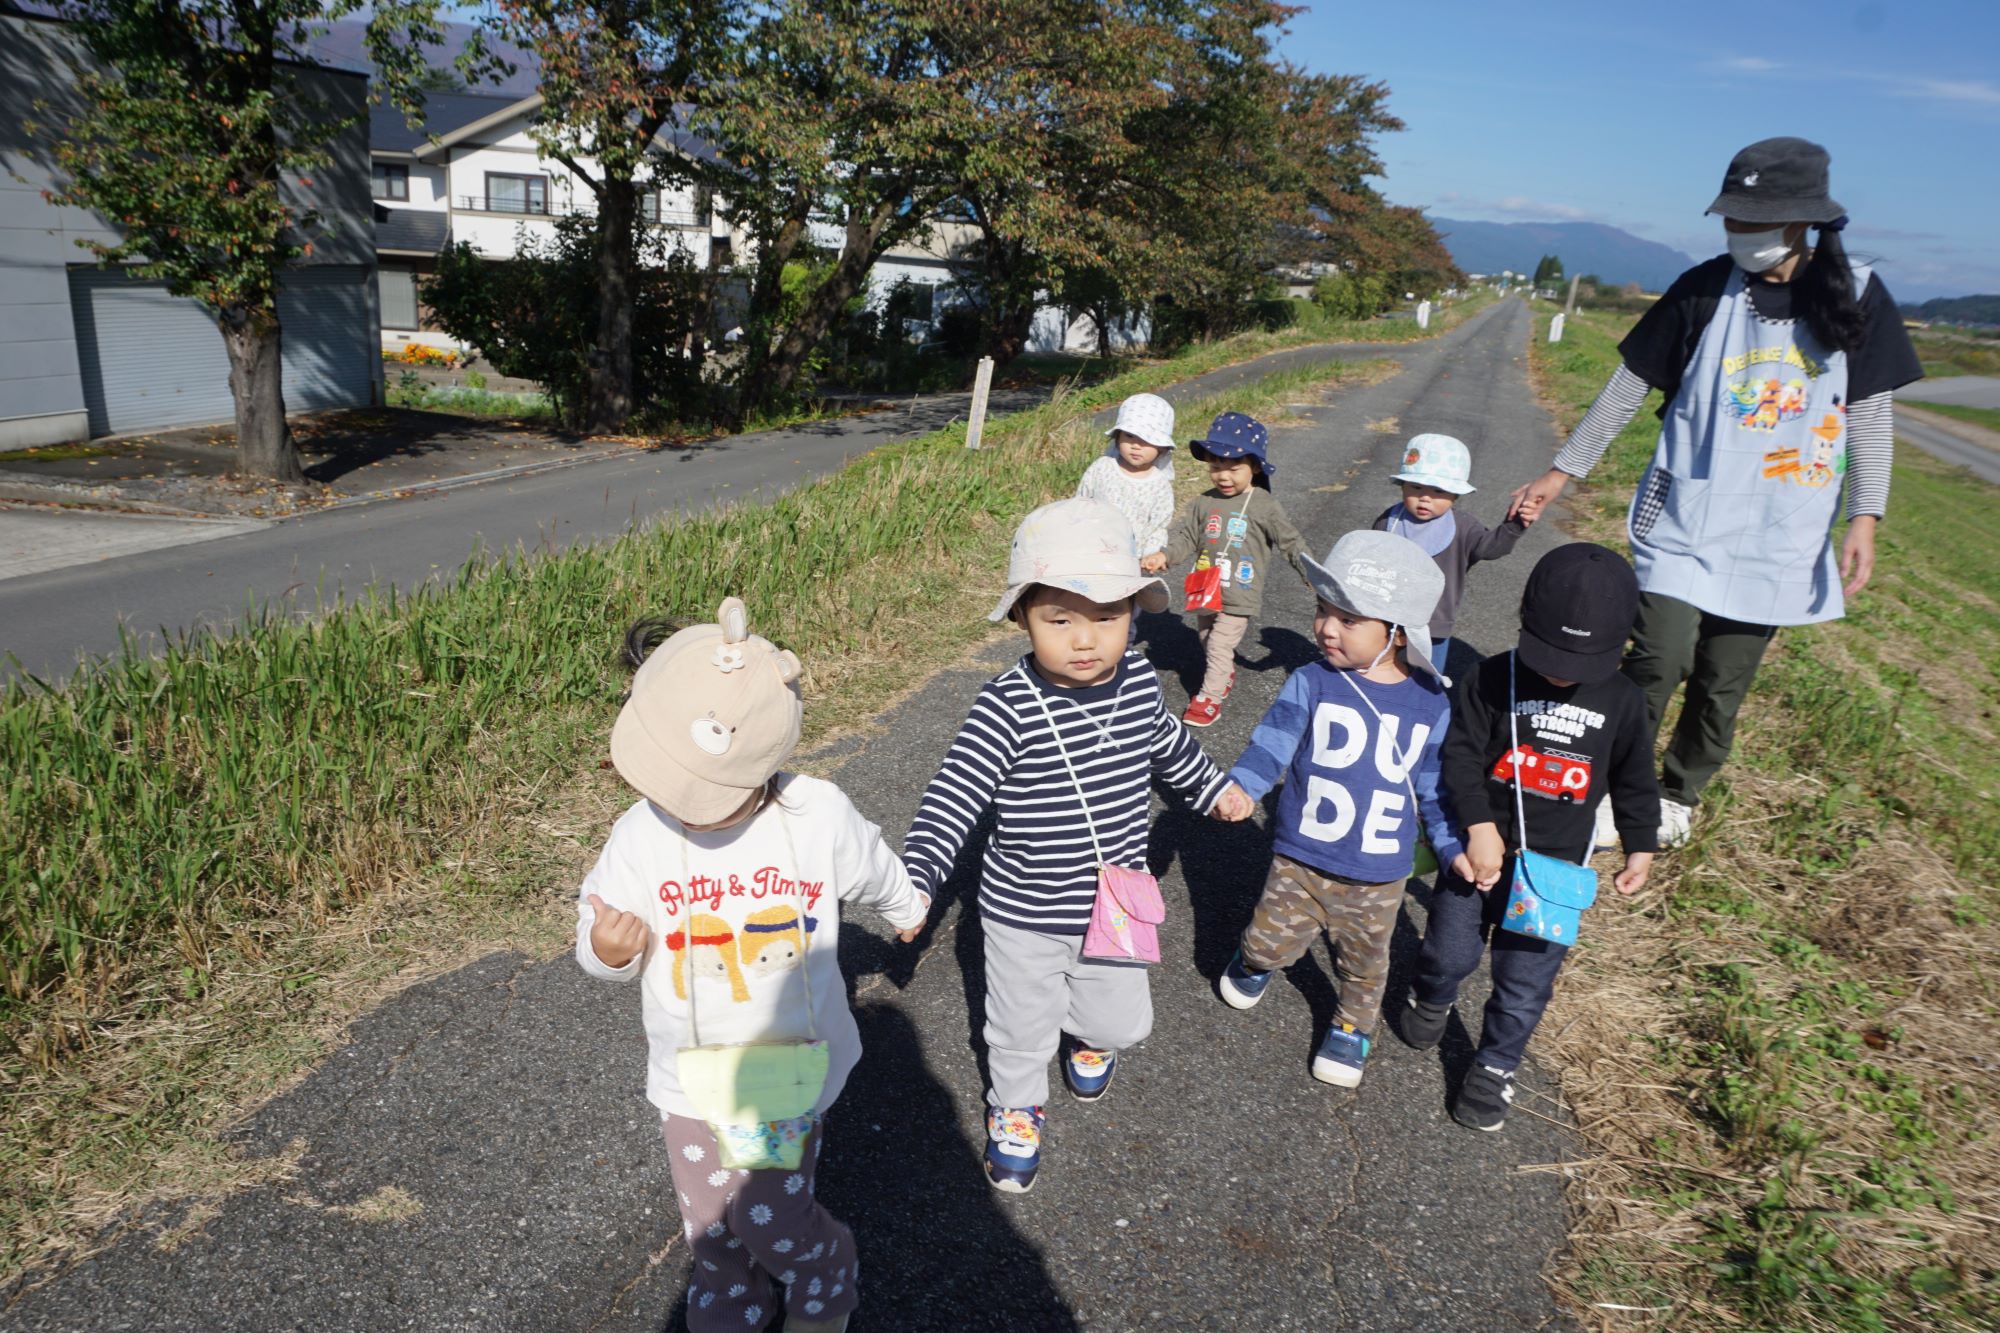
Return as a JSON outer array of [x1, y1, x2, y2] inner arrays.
[[724, 210, 810, 428], [988, 301, 1035, 366], [585, 176, 638, 434], [736, 202, 898, 421], [218, 304, 302, 484], [1091, 303, 1114, 358]]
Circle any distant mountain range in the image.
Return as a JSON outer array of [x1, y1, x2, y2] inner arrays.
[[1905, 294, 2000, 327], [1430, 218, 1701, 292]]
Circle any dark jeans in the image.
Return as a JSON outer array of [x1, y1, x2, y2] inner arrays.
[[1621, 590, 1776, 807], [1413, 859, 1567, 1072]]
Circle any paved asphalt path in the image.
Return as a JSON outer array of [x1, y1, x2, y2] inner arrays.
[[2, 342, 1401, 683], [5, 301, 1588, 1331], [1896, 407, 2000, 486], [1902, 374, 2000, 409]]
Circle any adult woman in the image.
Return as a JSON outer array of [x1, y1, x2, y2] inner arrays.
[[1509, 137, 1923, 846]]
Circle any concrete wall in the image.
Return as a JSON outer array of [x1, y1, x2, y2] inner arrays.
[[0, 14, 378, 449]]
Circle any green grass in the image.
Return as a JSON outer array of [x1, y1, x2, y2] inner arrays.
[[1899, 399, 2000, 435], [0, 299, 1433, 1279], [1909, 327, 2000, 380], [385, 383, 559, 424], [1524, 298, 2000, 1331]]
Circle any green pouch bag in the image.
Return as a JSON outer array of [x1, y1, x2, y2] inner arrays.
[[677, 1041, 829, 1170]]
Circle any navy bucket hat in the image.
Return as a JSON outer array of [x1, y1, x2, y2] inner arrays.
[[1189, 412, 1274, 488]]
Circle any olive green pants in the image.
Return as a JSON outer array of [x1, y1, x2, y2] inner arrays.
[[1621, 591, 1776, 807]]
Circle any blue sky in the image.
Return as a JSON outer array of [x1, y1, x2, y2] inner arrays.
[[1276, 0, 2000, 301]]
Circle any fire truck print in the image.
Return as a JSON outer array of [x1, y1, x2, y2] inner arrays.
[[1491, 743, 1594, 802]]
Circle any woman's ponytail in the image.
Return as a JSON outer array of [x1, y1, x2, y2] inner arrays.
[[1796, 222, 1867, 355]]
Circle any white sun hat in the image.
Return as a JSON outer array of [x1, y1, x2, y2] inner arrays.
[[989, 497, 1171, 621], [1392, 433, 1477, 495], [1105, 392, 1177, 455]]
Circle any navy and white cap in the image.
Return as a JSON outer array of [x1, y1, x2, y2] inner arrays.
[[1516, 543, 1641, 685]]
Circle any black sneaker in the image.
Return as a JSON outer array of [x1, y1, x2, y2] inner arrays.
[[1399, 995, 1451, 1050], [1453, 1062, 1516, 1132]]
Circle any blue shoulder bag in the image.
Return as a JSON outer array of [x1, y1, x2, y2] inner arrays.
[[1500, 653, 1599, 946]]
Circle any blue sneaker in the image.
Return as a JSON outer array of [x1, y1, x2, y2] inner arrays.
[[1064, 1045, 1117, 1102], [1312, 1023, 1371, 1087], [984, 1105, 1045, 1194], [1218, 951, 1274, 1010]]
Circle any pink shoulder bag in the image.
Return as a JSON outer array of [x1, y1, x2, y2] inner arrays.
[[1030, 682, 1165, 965]]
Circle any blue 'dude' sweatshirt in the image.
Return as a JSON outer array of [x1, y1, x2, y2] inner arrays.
[[1227, 662, 1463, 882]]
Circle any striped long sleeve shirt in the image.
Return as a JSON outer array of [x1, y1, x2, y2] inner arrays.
[[903, 652, 1231, 934]]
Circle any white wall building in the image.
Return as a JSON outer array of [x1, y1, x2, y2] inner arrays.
[[371, 94, 747, 354]]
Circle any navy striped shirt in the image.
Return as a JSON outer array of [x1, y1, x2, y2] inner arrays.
[[904, 652, 1230, 934]]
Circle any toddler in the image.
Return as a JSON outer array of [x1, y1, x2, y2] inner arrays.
[[1143, 412, 1312, 727], [1076, 391, 1178, 565], [1403, 544, 1660, 1131], [578, 598, 928, 1333], [1371, 433, 1532, 671], [904, 497, 1249, 1194], [1216, 530, 1466, 1087]]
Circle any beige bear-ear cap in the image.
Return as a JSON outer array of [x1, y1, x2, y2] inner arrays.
[[773, 649, 802, 685]]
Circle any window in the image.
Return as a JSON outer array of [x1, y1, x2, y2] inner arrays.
[[709, 236, 733, 269], [379, 267, 420, 330], [639, 191, 661, 224], [482, 173, 548, 215], [372, 162, 409, 201]]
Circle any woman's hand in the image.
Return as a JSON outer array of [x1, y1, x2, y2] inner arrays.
[[1507, 468, 1572, 523], [1841, 515, 1878, 597]]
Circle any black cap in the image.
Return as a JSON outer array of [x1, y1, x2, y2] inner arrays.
[[1706, 136, 1845, 225], [1516, 543, 1640, 685]]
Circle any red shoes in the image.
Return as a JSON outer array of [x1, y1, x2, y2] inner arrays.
[[1183, 695, 1222, 727]]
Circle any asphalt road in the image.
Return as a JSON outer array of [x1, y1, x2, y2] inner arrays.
[[1, 342, 1403, 683], [1895, 408, 2000, 486], [1902, 375, 2000, 409], [4, 301, 1589, 1331]]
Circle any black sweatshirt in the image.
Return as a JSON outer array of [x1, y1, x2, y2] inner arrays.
[[1440, 652, 1661, 862]]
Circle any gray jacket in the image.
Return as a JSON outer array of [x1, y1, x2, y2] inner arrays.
[[1371, 504, 1527, 639]]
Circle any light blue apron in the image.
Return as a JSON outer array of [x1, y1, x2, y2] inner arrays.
[[1628, 265, 1866, 626]]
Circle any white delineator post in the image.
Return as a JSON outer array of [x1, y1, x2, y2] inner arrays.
[[1416, 300, 1432, 329], [965, 355, 996, 449], [1549, 313, 1565, 343]]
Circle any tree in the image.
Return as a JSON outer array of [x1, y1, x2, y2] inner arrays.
[[480, 0, 736, 434], [1532, 253, 1565, 287], [29, 1, 462, 481]]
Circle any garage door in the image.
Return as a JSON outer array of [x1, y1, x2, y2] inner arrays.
[[69, 267, 378, 436]]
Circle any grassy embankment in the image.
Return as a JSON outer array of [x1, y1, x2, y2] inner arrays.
[[0, 294, 1484, 1283], [1900, 400, 2000, 436], [1522, 298, 1998, 1330]]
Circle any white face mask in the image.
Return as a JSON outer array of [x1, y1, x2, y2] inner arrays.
[[1727, 225, 1796, 274]]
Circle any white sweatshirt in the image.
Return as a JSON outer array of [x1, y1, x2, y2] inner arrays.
[[576, 774, 929, 1119]]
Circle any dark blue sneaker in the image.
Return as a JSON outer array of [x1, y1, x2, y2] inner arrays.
[[1064, 1045, 1117, 1101], [984, 1106, 1045, 1193], [1218, 951, 1274, 1010], [1312, 1023, 1371, 1087]]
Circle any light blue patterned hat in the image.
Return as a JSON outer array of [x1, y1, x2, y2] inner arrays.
[[1392, 433, 1476, 495]]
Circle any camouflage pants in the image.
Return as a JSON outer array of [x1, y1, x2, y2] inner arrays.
[[1239, 854, 1407, 1035]]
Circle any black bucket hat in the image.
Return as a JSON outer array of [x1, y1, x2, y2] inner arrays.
[[1706, 136, 1845, 225]]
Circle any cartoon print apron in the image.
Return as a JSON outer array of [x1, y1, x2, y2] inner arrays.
[[1628, 265, 1866, 626]]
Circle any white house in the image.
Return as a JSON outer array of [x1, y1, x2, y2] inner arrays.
[[370, 93, 747, 354]]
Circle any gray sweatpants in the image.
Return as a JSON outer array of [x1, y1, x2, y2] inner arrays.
[[983, 917, 1154, 1108]]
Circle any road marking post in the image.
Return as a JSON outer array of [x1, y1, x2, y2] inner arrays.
[[1416, 300, 1432, 329], [1549, 313, 1565, 343], [965, 355, 995, 449]]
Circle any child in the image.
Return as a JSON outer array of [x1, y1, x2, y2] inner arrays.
[[1215, 530, 1467, 1088], [578, 597, 929, 1333], [1076, 391, 1178, 566], [1370, 433, 1532, 671], [1402, 543, 1660, 1132], [904, 497, 1251, 1194], [1142, 411, 1313, 727]]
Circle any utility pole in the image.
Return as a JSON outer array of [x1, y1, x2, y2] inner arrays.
[[1564, 274, 1581, 318]]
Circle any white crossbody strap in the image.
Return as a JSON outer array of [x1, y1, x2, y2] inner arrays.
[[1022, 667, 1107, 868], [1330, 668, 1426, 825], [1506, 653, 1588, 867]]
